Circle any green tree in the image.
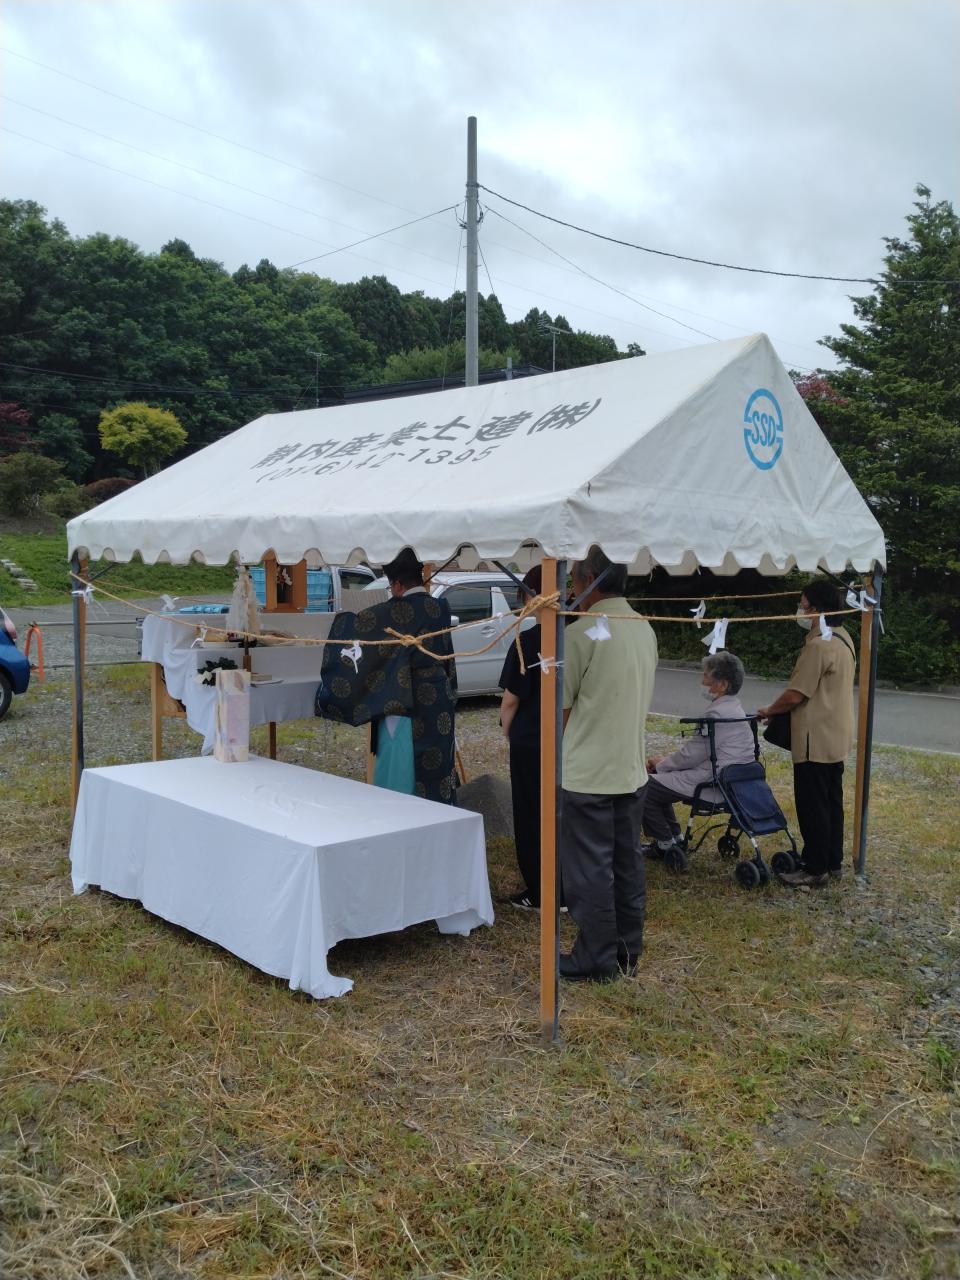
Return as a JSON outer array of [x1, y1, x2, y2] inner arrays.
[[334, 275, 430, 364], [35, 413, 93, 481], [814, 187, 960, 608], [0, 450, 65, 515], [98, 402, 187, 477], [510, 308, 622, 370], [380, 340, 518, 384]]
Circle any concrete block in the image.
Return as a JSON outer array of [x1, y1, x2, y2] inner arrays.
[[456, 772, 515, 841]]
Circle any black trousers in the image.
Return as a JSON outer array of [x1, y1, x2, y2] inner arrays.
[[561, 786, 647, 974], [793, 761, 845, 875], [509, 742, 541, 903], [641, 776, 688, 841]]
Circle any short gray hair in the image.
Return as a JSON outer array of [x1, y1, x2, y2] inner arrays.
[[702, 650, 744, 695], [572, 546, 628, 596]]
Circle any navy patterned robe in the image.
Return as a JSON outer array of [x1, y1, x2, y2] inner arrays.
[[315, 592, 458, 804]]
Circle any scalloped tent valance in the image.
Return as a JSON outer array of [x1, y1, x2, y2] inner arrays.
[[67, 333, 885, 576]]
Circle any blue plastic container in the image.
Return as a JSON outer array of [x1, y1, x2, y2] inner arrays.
[[249, 566, 333, 612]]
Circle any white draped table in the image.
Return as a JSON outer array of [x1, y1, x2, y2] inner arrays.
[[141, 615, 326, 753], [70, 756, 494, 998]]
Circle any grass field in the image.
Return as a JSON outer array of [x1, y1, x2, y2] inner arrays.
[[0, 666, 958, 1278], [0, 530, 234, 607]]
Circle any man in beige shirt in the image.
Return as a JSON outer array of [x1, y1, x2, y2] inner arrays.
[[560, 547, 658, 981], [757, 581, 856, 887]]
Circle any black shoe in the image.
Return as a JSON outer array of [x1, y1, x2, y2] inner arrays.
[[779, 870, 829, 888], [508, 891, 569, 914], [559, 953, 618, 983], [617, 950, 642, 977], [828, 867, 843, 881], [508, 891, 539, 911]]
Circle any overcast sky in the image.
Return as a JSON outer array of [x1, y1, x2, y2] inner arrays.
[[2, 0, 958, 374]]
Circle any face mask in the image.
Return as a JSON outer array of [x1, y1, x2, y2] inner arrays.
[[796, 609, 813, 631]]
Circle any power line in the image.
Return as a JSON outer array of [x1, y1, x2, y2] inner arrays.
[[0, 361, 307, 399], [283, 206, 459, 270], [484, 205, 717, 343], [478, 241, 497, 307], [440, 222, 466, 389], [0, 107, 772, 350], [479, 185, 960, 286], [482, 213, 832, 363]]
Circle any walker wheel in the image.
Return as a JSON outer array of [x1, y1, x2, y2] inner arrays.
[[717, 834, 740, 860], [770, 851, 796, 876], [734, 860, 762, 889]]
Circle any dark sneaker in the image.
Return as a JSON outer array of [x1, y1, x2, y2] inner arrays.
[[559, 953, 618, 983], [508, 892, 539, 911], [640, 842, 664, 859], [617, 951, 642, 977], [507, 892, 569, 914], [779, 870, 829, 888], [828, 867, 843, 881]]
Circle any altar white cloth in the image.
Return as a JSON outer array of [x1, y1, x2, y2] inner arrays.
[[141, 615, 324, 752], [70, 756, 494, 998]]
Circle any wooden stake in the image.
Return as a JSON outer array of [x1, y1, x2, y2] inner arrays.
[[150, 662, 187, 761], [851, 578, 874, 867], [263, 552, 279, 611], [268, 721, 277, 760], [538, 558, 559, 1044], [366, 723, 375, 784], [150, 663, 164, 761], [70, 556, 87, 813]]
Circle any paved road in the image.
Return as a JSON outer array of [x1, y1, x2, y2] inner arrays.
[[652, 665, 959, 756], [8, 604, 960, 756]]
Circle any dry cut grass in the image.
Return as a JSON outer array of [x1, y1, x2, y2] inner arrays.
[[0, 667, 958, 1279]]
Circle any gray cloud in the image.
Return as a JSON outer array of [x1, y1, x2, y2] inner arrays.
[[2, 0, 957, 371]]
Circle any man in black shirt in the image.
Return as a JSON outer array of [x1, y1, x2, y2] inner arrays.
[[499, 566, 546, 909]]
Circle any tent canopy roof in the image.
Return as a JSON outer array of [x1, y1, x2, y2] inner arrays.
[[68, 334, 885, 576]]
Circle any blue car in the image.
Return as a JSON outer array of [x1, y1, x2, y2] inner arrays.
[[0, 606, 31, 720]]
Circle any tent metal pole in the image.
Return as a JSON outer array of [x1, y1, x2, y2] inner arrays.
[[538, 558, 564, 1044], [854, 568, 883, 876], [552, 561, 566, 1038], [70, 552, 86, 813], [492, 560, 535, 599]]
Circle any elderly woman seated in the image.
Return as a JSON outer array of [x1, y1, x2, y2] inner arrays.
[[643, 650, 756, 871]]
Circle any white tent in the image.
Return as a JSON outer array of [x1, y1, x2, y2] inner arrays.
[[67, 334, 885, 575], [66, 333, 886, 1040]]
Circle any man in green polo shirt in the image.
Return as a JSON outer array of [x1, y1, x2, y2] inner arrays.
[[560, 547, 658, 982]]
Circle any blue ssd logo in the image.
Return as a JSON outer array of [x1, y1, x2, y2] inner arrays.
[[743, 389, 783, 470]]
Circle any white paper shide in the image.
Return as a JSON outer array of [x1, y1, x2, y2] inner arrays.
[[214, 668, 251, 762]]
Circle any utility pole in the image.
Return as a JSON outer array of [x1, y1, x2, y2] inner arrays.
[[465, 116, 479, 388], [540, 321, 561, 373], [308, 349, 323, 408]]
